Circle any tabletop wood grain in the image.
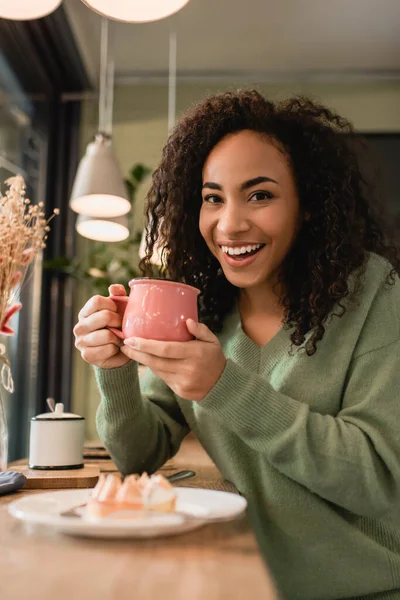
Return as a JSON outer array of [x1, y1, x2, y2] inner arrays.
[[0, 435, 279, 600]]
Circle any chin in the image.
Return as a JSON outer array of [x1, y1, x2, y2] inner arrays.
[[221, 270, 267, 290]]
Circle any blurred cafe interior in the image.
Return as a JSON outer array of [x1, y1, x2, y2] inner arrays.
[[1, 0, 399, 460], [0, 1, 400, 597]]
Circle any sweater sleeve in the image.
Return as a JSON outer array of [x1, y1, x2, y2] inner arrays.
[[94, 361, 190, 475], [199, 340, 400, 518]]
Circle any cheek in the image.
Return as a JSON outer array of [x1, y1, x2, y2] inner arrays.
[[257, 206, 288, 239], [263, 203, 300, 243]]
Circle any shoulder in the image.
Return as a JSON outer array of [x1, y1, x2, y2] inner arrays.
[[361, 251, 397, 285], [350, 252, 400, 357], [356, 252, 399, 310]]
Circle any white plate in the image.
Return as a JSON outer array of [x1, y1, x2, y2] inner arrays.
[[8, 487, 247, 539]]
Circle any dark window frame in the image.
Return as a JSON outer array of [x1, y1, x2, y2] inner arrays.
[[0, 7, 91, 439]]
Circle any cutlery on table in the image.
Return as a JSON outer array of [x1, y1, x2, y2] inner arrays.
[[166, 469, 195, 483]]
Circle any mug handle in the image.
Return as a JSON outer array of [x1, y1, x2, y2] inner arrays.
[[107, 295, 128, 340]]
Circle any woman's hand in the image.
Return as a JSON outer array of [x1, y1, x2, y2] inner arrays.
[[121, 319, 227, 401], [73, 284, 130, 369]]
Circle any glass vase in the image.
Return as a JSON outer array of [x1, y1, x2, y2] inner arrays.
[[0, 387, 8, 471]]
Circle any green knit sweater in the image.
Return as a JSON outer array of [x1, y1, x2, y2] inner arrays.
[[95, 253, 400, 600]]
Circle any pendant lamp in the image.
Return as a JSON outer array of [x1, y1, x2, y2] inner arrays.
[[76, 213, 129, 242], [70, 132, 130, 217], [0, 0, 62, 20], [70, 18, 130, 228], [80, 0, 191, 23]]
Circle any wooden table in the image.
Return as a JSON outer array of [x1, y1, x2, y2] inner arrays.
[[0, 436, 278, 600]]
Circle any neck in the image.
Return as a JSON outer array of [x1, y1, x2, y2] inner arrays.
[[240, 281, 284, 318]]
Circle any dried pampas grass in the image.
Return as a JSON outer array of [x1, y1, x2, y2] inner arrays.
[[0, 175, 58, 391]]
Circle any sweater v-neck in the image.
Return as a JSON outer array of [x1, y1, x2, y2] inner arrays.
[[227, 302, 293, 373]]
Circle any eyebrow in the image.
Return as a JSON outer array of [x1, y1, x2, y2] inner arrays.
[[202, 176, 279, 192]]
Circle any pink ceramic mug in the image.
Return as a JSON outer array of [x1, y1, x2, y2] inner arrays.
[[108, 278, 200, 342]]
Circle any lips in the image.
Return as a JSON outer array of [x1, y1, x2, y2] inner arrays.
[[220, 243, 265, 257], [218, 243, 266, 267]]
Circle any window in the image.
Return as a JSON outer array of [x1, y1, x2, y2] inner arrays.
[[0, 9, 90, 460]]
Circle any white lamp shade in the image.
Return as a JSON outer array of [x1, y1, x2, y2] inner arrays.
[[0, 0, 62, 20], [70, 134, 130, 217], [81, 0, 191, 23], [76, 214, 129, 242]]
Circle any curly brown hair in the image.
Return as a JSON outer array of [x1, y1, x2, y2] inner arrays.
[[140, 89, 400, 355]]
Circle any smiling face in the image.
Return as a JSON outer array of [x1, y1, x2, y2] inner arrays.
[[199, 130, 302, 293]]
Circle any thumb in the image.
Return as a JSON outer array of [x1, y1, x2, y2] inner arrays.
[[186, 319, 217, 343], [109, 284, 127, 297]]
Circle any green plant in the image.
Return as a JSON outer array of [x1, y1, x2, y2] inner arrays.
[[45, 163, 151, 296]]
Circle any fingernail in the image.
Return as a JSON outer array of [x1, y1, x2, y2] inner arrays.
[[124, 338, 137, 348]]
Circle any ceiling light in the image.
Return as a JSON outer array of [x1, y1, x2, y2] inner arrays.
[[70, 133, 130, 217], [76, 214, 129, 242], [69, 18, 130, 218], [80, 0, 191, 23], [0, 0, 62, 20]]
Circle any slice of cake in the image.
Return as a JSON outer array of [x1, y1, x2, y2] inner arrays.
[[86, 472, 176, 519]]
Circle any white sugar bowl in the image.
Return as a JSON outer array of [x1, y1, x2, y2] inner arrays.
[[29, 402, 85, 469]]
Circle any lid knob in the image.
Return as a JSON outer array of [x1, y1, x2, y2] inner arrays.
[[54, 403, 64, 417]]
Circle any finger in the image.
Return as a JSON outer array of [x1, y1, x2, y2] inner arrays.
[[78, 295, 119, 320], [121, 346, 177, 373], [123, 337, 192, 359], [186, 319, 217, 343], [78, 329, 123, 349], [77, 309, 122, 335], [150, 368, 176, 384], [81, 343, 120, 364], [109, 284, 127, 297]]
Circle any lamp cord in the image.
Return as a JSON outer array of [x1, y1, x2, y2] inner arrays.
[[99, 17, 109, 135], [105, 59, 114, 137]]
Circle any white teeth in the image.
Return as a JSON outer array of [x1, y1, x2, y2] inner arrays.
[[221, 244, 262, 256]]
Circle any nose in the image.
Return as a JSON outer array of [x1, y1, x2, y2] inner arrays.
[[216, 201, 251, 237]]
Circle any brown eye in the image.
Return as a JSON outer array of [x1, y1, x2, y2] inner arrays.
[[250, 191, 273, 201], [203, 195, 222, 204]]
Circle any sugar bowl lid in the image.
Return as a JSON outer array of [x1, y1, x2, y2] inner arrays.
[[32, 401, 84, 421]]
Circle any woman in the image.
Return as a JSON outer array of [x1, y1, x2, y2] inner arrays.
[[74, 90, 400, 600]]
